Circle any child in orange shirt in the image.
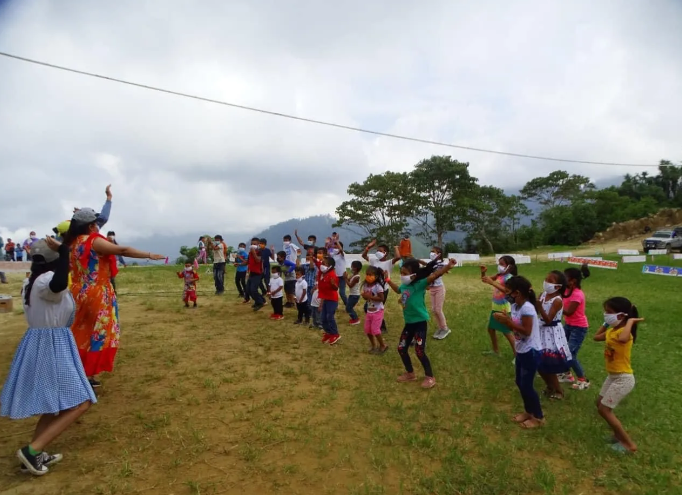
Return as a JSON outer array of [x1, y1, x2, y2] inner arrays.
[[399, 234, 412, 260]]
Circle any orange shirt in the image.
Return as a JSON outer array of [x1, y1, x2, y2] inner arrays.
[[399, 239, 412, 257]]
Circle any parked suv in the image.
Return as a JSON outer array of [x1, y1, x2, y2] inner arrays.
[[642, 230, 682, 253]]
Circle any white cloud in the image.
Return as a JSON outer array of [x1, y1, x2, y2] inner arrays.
[[0, 0, 680, 244]]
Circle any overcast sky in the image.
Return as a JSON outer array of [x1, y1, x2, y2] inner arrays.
[[1, 0, 680, 244]]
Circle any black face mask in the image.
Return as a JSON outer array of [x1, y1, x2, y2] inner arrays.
[[505, 294, 516, 304]]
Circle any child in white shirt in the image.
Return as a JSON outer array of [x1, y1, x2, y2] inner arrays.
[[267, 266, 284, 320], [294, 266, 310, 325]]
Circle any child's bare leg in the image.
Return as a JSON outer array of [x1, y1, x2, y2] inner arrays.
[[598, 403, 637, 452], [367, 334, 376, 349], [487, 328, 499, 353], [503, 333, 517, 356], [376, 334, 388, 351], [30, 401, 91, 451]]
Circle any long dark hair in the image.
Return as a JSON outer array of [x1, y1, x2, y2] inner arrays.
[[564, 263, 590, 296], [62, 220, 95, 247], [362, 265, 385, 290], [549, 270, 567, 296], [506, 276, 537, 307], [402, 257, 439, 284], [24, 260, 59, 306], [604, 297, 639, 343]]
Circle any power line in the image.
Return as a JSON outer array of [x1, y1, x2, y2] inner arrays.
[[0, 50, 670, 169]]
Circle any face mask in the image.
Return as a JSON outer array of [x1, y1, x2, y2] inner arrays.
[[543, 282, 561, 293], [604, 313, 623, 327], [429, 252, 439, 261], [317, 254, 324, 260], [497, 265, 506, 274], [331, 249, 339, 255], [308, 240, 315, 246], [400, 274, 415, 285], [320, 265, 330, 273], [365, 275, 376, 284], [185, 267, 193, 272], [283, 241, 290, 247], [251, 244, 258, 249], [272, 273, 281, 279], [375, 251, 385, 260], [506, 293, 516, 304], [259, 244, 265, 249]]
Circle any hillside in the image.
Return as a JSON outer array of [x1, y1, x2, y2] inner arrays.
[[253, 215, 432, 257], [588, 208, 682, 244]]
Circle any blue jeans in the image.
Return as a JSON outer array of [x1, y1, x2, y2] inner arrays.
[[346, 295, 360, 320], [247, 274, 265, 306], [213, 262, 226, 293], [337, 276, 348, 306], [515, 350, 543, 419], [321, 300, 339, 335], [564, 324, 588, 378], [311, 305, 321, 327]]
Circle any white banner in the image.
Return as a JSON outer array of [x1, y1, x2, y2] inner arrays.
[[622, 255, 646, 263], [673, 254, 682, 260], [618, 249, 640, 255], [648, 249, 668, 255], [548, 252, 572, 259]]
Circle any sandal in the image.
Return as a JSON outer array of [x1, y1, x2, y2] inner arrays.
[[512, 412, 531, 423], [519, 418, 545, 429], [549, 393, 564, 401]]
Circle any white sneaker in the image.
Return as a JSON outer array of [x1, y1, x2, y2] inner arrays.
[[439, 328, 451, 339], [558, 373, 575, 383], [572, 379, 591, 390]]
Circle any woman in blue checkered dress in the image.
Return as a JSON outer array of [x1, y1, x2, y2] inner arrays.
[[0, 238, 97, 476]]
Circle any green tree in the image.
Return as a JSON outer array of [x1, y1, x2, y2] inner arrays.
[[410, 156, 477, 248], [500, 194, 532, 244], [177, 245, 199, 264], [520, 170, 594, 208], [459, 185, 508, 254], [334, 171, 418, 248]]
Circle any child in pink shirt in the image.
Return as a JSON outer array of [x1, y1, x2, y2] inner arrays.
[[561, 265, 591, 390]]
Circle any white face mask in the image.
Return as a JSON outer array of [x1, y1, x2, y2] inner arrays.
[[320, 265, 330, 273], [331, 249, 340, 255], [604, 313, 623, 327], [543, 281, 561, 293], [497, 265, 506, 274], [283, 241, 290, 247], [429, 252, 439, 261], [272, 273, 281, 279], [375, 251, 385, 260], [400, 274, 415, 285], [185, 267, 193, 272], [251, 244, 258, 249]]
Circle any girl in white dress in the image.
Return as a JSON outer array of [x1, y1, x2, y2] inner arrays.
[[536, 270, 573, 400], [0, 238, 96, 476]]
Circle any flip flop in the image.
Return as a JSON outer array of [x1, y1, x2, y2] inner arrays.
[[549, 393, 564, 401], [610, 443, 631, 454], [512, 413, 531, 423]]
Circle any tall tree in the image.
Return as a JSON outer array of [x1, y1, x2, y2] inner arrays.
[[459, 185, 508, 254], [410, 156, 478, 247], [520, 170, 594, 208], [334, 171, 418, 247], [500, 194, 532, 244]]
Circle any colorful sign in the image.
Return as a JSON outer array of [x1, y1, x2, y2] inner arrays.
[[642, 265, 681, 277], [567, 257, 618, 269]]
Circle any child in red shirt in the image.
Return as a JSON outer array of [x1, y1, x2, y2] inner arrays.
[[315, 255, 341, 345], [177, 262, 199, 308]]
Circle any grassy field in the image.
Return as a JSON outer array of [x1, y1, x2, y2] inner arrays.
[[1, 256, 681, 495]]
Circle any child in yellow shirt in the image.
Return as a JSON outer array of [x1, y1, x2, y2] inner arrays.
[[594, 297, 643, 454]]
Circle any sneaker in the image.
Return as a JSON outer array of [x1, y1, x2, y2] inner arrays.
[[572, 379, 591, 390], [396, 372, 417, 383], [432, 329, 443, 340], [558, 373, 575, 383], [439, 328, 451, 339], [16, 447, 48, 476], [512, 358, 516, 366], [20, 452, 62, 473], [242, 300, 251, 305], [88, 378, 101, 388], [284, 302, 294, 309], [253, 304, 264, 312], [421, 376, 437, 389], [328, 335, 342, 345], [274, 315, 285, 321], [349, 318, 361, 326], [269, 314, 277, 320], [294, 320, 303, 325], [321, 333, 331, 343]]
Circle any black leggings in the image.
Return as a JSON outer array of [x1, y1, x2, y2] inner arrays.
[[235, 271, 247, 297], [271, 297, 284, 316], [397, 321, 433, 377], [296, 302, 311, 322]]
